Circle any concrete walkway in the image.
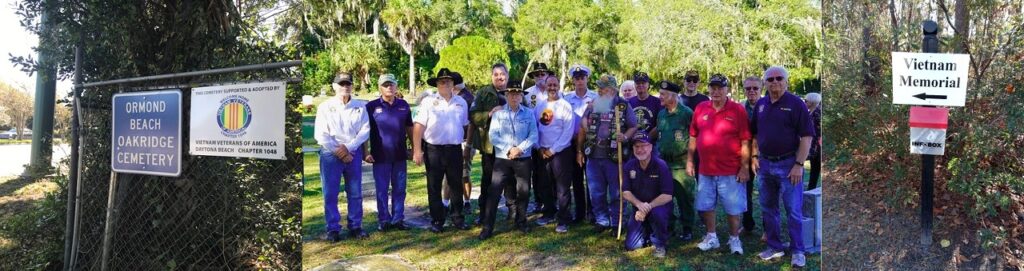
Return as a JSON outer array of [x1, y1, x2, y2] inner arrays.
[[0, 144, 70, 179]]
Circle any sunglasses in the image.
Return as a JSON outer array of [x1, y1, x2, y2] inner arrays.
[[745, 87, 760, 91], [685, 77, 699, 83], [766, 76, 785, 82]]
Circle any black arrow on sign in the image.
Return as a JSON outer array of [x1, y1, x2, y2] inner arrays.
[[912, 93, 947, 100]]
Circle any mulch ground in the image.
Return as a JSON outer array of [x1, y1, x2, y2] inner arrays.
[[823, 165, 1018, 270]]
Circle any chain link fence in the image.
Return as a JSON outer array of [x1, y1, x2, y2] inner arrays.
[[68, 64, 302, 270]]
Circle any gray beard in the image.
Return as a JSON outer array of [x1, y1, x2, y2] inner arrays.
[[593, 96, 614, 113]]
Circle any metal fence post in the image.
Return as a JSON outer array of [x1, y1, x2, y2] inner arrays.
[[100, 172, 119, 271], [62, 42, 82, 271]]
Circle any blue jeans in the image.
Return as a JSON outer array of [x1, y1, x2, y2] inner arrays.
[[372, 161, 407, 225], [586, 158, 621, 226], [624, 205, 671, 250], [320, 148, 364, 232], [758, 156, 805, 252]]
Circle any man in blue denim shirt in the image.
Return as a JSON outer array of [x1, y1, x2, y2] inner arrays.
[[479, 85, 539, 240]]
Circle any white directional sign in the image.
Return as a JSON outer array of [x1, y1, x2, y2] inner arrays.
[[909, 107, 948, 155], [891, 52, 969, 107]]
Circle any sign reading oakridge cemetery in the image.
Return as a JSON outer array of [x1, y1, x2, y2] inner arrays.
[[111, 90, 182, 176], [891, 52, 970, 107], [189, 82, 286, 160]]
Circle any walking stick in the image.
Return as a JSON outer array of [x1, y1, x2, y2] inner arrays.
[[615, 103, 625, 240]]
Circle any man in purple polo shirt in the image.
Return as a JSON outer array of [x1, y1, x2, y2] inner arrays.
[[365, 74, 413, 232], [628, 71, 661, 138], [751, 66, 814, 267], [622, 133, 674, 258]]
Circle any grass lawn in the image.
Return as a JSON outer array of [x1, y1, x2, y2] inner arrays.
[[0, 139, 32, 145], [302, 152, 821, 270]]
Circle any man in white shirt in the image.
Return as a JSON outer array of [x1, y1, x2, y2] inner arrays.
[[413, 68, 471, 233], [524, 62, 552, 107], [562, 64, 598, 224], [315, 72, 371, 241], [534, 76, 578, 232], [524, 62, 552, 215]]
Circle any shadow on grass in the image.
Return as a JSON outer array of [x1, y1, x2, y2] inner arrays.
[[0, 176, 38, 197], [301, 152, 820, 270]]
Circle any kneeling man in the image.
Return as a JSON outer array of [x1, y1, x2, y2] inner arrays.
[[622, 133, 674, 258]]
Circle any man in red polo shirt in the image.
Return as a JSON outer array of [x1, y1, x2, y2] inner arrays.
[[686, 74, 752, 255]]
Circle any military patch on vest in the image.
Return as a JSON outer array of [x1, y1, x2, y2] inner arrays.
[[629, 170, 636, 179], [675, 130, 684, 140], [375, 107, 383, 114]]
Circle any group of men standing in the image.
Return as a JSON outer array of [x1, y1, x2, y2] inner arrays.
[[314, 62, 817, 267]]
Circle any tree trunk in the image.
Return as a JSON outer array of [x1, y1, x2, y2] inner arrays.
[[372, 15, 380, 41], [862, 2, 877, 93], [889, 0, 899, 51], [953, 0, 969, 53], [409, 50, 417, 96], [560, 46, 568, 91]]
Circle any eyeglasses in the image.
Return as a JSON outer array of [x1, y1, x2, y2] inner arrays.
[[745, 87, 760, 91], [337, 82, 352, 86], [685, 77, 699, 83], [766, 76, 785, 82]]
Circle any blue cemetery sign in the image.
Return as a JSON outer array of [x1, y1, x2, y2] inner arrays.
[[111, 90, 182, 177]]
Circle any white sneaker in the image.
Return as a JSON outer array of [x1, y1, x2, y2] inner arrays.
[[758, 248, 785, 261], [697, 233, 720, 251], [728, 236, 744, 255], [791, 252, 806, 267]]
